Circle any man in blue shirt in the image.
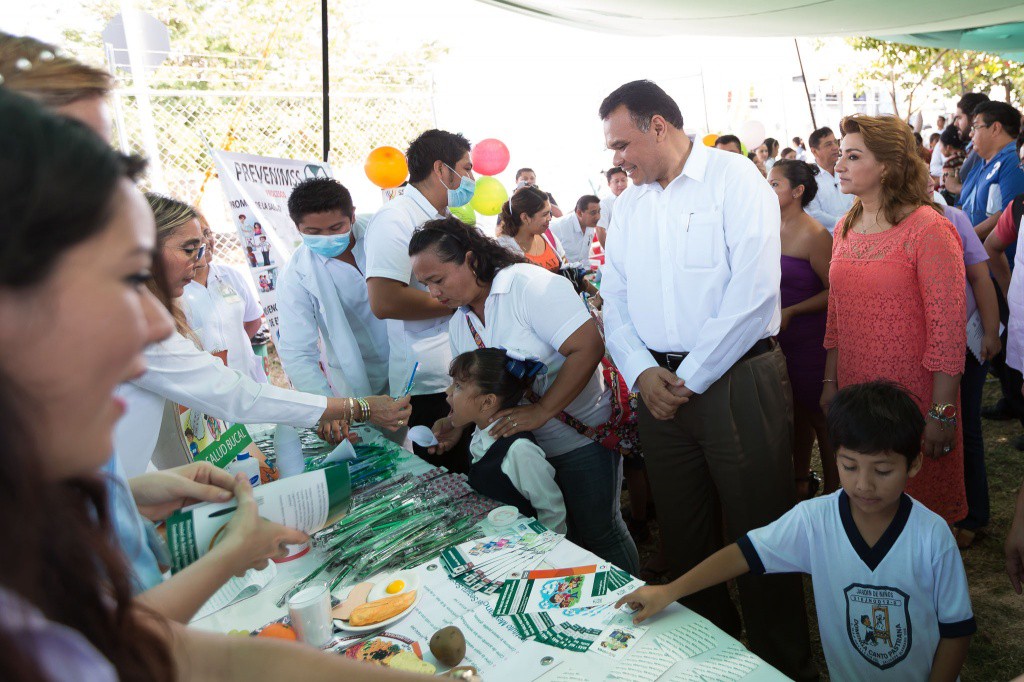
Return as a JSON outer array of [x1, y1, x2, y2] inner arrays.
[[957, 101, 1024, 241]]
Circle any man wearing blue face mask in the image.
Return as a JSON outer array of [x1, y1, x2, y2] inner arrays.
[[365, 129, 477, 471], [276, 178, 392, 440]]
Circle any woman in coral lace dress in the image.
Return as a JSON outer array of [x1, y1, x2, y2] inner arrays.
[[820, 114, 967, 524]]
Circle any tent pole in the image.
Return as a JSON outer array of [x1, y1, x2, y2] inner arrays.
[[793, 38, 817, 130], [321, 0, 330, 162]]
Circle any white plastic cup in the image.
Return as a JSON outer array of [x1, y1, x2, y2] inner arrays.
[[287, 583, 333, 647]]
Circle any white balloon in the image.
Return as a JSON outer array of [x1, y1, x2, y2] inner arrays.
[[740, 120, 767, 150]]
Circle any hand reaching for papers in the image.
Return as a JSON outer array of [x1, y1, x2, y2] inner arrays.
[[216, 474, 309, 576], [615, 585, 674, 625], [129, 461, 235, 522]]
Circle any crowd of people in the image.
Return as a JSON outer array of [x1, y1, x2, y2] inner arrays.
[[3, 29, 1024, 682]]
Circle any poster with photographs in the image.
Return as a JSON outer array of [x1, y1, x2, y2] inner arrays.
[[210, 149, 333, 342]]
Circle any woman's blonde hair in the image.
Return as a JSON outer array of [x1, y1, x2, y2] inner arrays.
[[838, 114, 941, 237], [145, 193, 200, 340], [0, 33, 113, 106]]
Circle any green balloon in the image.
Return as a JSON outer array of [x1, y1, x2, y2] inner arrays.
[[469, 176, 508, 216], [450, 202, 477, 225]]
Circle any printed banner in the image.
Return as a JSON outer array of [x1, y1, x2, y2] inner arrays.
[[210, 149, 334, 343]]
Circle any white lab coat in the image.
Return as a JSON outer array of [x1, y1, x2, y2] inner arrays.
[[114, 331, 327, 477], [183, 263, 266, 383], [276, 216, 389, 399]]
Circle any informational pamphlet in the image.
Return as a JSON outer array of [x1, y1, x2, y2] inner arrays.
[[492, 565, 643, 617], [191, 562, 277, 621], [166, 465, 351, 572]]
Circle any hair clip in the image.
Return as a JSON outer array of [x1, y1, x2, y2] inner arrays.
[[14, 58, 31, 71], [38, 50, 55, 62], [502, 349, 547, 380]]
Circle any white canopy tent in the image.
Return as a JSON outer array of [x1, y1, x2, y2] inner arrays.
[[477, 1, 1024, 60]]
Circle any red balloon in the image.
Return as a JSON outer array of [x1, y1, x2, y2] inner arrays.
[[471, 138, 510, 176]]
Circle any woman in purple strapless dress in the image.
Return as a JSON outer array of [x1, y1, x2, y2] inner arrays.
[[769, 160, 837, 498]]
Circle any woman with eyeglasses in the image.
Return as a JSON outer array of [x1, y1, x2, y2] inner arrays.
[[183, 208, 268, 383], [112, 192, 412, 477]]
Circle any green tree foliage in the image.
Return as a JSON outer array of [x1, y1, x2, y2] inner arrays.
[[849, 37, 1022, 118]]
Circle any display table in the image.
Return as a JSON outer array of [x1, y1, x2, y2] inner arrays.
[[191, 446, 788, 682]]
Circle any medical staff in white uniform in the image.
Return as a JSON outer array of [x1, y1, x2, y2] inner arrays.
[[116, 194, 411, 476], [183, 216, 267, 383], [365, 129, 475, 472], [277, 178, 390, 411], [549, 195, 601, 266]]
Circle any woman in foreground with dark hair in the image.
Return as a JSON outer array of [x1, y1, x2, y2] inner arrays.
[[0, 88, 426, 682]]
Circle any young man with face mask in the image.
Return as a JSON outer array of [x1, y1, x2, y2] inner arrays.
[[365, 129, 477, 470], [277, 178, 392, 441]]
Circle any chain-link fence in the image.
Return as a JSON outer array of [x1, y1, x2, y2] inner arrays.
[[107, 48, 435, 265]]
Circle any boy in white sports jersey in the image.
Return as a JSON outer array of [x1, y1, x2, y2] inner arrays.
[[617, 381, 974, 681]]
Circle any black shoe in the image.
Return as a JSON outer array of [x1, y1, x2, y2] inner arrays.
[[982, 400, 1017, 421]]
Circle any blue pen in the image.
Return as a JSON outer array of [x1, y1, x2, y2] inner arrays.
[[402, 362, 419, 397]]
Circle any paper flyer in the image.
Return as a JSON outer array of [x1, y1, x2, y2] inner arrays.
[[166, 465, 351, 572], [191, 562, 277, 621], [492, 565, 643, 617]]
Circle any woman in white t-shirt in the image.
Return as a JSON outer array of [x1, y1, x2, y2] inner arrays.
[[114, 194, 411, 476], [409, 217, 639, 574], [183, 214, 267, 383]]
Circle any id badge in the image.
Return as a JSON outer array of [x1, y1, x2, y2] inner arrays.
[[217, 280, 242, 304]]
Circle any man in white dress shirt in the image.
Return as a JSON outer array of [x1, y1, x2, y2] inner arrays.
[[805, 126, 853, 232], [599, 80, 815, 681], [548, 195, 600, 266], [365, 129, 476, 471], [596, 166, 629, 246]]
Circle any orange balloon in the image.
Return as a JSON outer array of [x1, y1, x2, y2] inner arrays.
[[702, 134, 719, 147], [364, 146, 408, 189]]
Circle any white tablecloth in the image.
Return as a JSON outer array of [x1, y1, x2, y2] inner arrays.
[[191, 447, 788, 682]]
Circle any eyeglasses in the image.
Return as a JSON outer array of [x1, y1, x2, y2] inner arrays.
[[970, 122, 992, 132], [170, 243, 207, 262]]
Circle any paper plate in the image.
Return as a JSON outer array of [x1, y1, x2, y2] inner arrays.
[[333, 570, 422, 633]]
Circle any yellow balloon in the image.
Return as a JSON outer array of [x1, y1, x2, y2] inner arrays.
[[702, 133, 719, 147], [469, 176, 508, 216]]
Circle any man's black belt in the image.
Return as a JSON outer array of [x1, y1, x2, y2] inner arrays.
[[650, 338, 776, 373]]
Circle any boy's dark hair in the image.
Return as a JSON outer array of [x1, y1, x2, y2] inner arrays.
[[449, 348, 537, 409], [406, 129, 471, 184], [973, 100, 1022, 139], [827, 381, 924, 464], [515, 167, 535, 181], [287, 177, 354, 225], [605, 166, 626, 182], [575, 194, 600, 213], [715, 134, 741, 148], [598, 79, 684, 131], [781, 146, 795, 157], [771, 159, 820, 208], [956, 92, 989, 118], [808, 127, 834, 150]]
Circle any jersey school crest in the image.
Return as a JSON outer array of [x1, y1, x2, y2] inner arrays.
[[845, 583, 912, 669]]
